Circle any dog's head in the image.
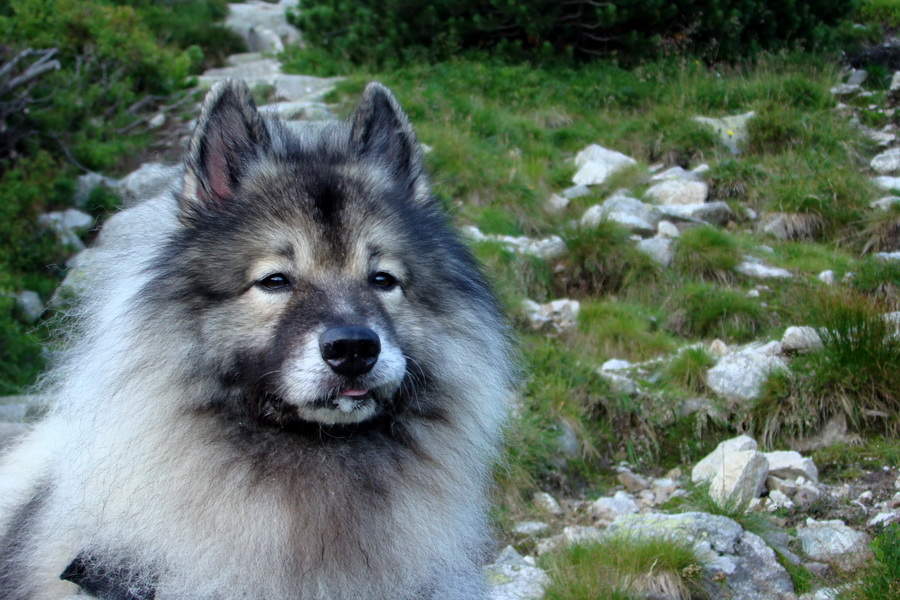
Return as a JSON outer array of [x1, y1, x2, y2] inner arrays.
[[151, 80, 499, 429]]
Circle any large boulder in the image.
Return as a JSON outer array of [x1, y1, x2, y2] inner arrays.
[[796, 518, 872, 571], [486, 546, 550, 600], [572, 144, 637, 186], [707, 343, 788, 403]]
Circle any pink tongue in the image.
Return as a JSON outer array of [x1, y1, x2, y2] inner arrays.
[[341, 388, 368, 397]]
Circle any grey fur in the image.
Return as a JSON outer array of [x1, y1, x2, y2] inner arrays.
[[0, 80, 513, 600]]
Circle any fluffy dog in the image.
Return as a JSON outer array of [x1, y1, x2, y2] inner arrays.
[[0, 79, 513, 600]]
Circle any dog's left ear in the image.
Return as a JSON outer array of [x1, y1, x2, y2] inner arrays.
[[350, 83, 429, 202], [181, 79, 270, 215]]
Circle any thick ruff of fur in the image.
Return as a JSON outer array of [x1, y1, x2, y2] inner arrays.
[[0, 80, 513, 599]]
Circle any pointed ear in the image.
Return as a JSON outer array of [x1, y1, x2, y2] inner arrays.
[[349, 83, 428, 200], [181, 79, 269, 213]]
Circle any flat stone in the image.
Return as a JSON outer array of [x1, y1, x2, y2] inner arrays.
[[617, 469, 649, 492], [891, 71, 900, 92], [707, 345, 788, 403], [259, 101, 334, 121], [764, 450, 818, 483], [116, 163, 180, 207], [543, 193, 568, 214], [876, 251, 900, 262], [831, 83, 862, 96], [486, 546, 550, 600], [874, 175, 900, 191], [656, 220, 680, 238], [636, 238, 674, 266], [657, 201, 734, 226], [273, 75, 344, 103], [512, 521, 550, 536], [871, 148, 900, 173], [871, 196, 900, 210], [736, 257, 792, 279], [781, 326, 823, 353], [600, 359, 632, 371], [846, 68, 868, 86], [572, 144, 637, 186], [797, 518, 872, 571], [532, 492, 562, 515], [590, 491, 639, 522], [199, 58, 283, 87], [247, 25, 284, 53], [693, 111, 755, 154], [693, 435, 759, 484], [225, 2, 302, 47], [561, 184, 591, 199], [645, 179, 709, 206], [708, 450, 769, 508]]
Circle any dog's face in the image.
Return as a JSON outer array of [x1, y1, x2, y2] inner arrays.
[[148, 81, 482, 428]]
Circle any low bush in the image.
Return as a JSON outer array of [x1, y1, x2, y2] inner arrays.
[[673, 226, 742, 283], [671, 282, 768, 341]]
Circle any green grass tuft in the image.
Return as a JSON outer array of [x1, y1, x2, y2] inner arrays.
[[673, 227, 742, 283], [670, 283, 768, 342], [663, 347, 717, 394]]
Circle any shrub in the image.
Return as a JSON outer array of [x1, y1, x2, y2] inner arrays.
[[289, 0, 856, 66], [671, 282, 768, 341], [673, 226, 742, 282], [542, 533, 706, 600]]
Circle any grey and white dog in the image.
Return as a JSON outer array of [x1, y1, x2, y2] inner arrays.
[[0, 80, 513, 600]]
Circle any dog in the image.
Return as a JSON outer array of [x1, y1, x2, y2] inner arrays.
[[0, 79, 513, 599]]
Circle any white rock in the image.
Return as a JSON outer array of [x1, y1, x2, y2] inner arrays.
[[9, 291, 44, 323], [259, 101, 334, 122], [876, 251, 900, 262], [561, 184, 591, 199], [781, 326, 823, 353], [797, 518, 872, 570], [692, 163, 710, 175], [708, 339, 729, 358], [766, 475, 799, 497], [590, 491, 639, 522], [764, 450, 818, 482], [521, 298, 579, 333], [736, 257, 793, 279], [532, 492, 562, 515], [273, 75, 344, 103], [871, 148, 900, 173], [600, 359, 631, 371], [693, 112, 755, 154], [580, 194, 660, 229], [650, 478, 678, 504], [147, 112, 166, 129], [116, 162, 181, 207], [794, 483, 821, 507], [608, 212, 655, 234], [657, 201, 734, 226], [692, 435, 759, 483], [846, 68, 868, 86], [867, 512, 900, 527], [598, 371, 638, 395], [871, 196, 900, 210], [199, 57, 283, 87], [707, 345, 789, 403], [225, 2, 302, 47], [831, 83, 862, 96], [247, 25, 284, 53], [572, 144, 637, 186], [650, 166, 704, 183], [768, 489, 795, 509], [73, 172, 118, 208], [617, 468, 649, 492], [891, 71, 900, 92], [656, 220, 680, 238], [645, 179, 709, 206], [486, 546, 550, 600], [707, 450, 769, 508], [817, 270, 836, 285], [636, 238, 673, 266], [512, 521, 550, 536], [544, 193, 568, 214], [874, 175, 900, 190]]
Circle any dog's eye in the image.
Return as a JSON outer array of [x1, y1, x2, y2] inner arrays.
[[258, 273, 291, 291], [369, 272, 398, 291]]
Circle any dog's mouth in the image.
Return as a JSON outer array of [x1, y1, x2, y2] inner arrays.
[[257, 384, 388, 428]]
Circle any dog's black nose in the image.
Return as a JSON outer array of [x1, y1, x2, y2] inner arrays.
[[319, 326, 381, 377]]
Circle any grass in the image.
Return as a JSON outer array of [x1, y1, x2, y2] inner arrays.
[[683, 481, 773, 538], [663, 347, 717, 395], [842, 523, 900, 600], [673, 227, 742, 283], [754, 288, 900, 444], [542, 533, 707, 600], [670, 283, 769, 342]]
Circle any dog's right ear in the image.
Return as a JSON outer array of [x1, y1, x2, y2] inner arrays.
[[181, 79, 269, 216]]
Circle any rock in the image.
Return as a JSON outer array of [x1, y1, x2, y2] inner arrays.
[[463, 227, 566, 260], [708, 339, 728, 358], [871, 196, 900, 210], [561, 184, 591, 199], [803, 562, 830, 578], [817, 270, 835, 285], [781, 326, 823, 353], [273, 75, 344, 103], [572, 144, 637, 186], [645, 179, 709, 206], [617, 469, 649, 492], [891, 71, 900, 92], [486, 546, 550, 600], [693, 112, 755, 154], [598, 371, 638, 396], [9, 290, 44, 323], [247, 25, 284, 53], [512, 521, 550, 536], [789, 413, 852, 453], [580, 194, 661, 229], [708, 450, 769, 508], [793, 483, 821, 508], [74, 172, 118, 208], [657, 201, 734, 226], [796, 518, 872, 570], [767, 476, 799, 497], [544, 193, 568, 214], [871, 148, 900, 173], [609, 212, 656, 234], [636, 238, 674, 266], [600, 359, 632, 371], [736, 257, 793, 279], [874, 175, 900, 191], [225, 2, 302, 48], [862, 126, 896, 146], [38, 208, 94, 250], [532, 492, 562, 515], [521, 298, 579, 333], [650, 166, 705, 183], [867, 512, 900, 527], [116, 163, 181, 207], [650, 478, 679, 505], [876, 251, 900, 262], [846, 68, 868, 86], [830, 83, 862, 96], [764, 451, 819, 483], [147, 112, 166, 129], [707, 345, 789, 403], [536, 526, 605, 555], [199, 57, 283, 87], [692, 435, 759, 484], [656, 220, 680, 239], [590, 491, 639, 523], [555, 419, 579, 458], [259, 101, 334, 121]]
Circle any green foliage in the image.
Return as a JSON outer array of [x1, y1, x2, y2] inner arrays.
[[848, 523, 900, 599], [664, 347, 716, 394], [557, 220, 659, 297], [684, 480, 773, 536], [541, 533, 706, 600], [709, 158, 766, 200], [577, 301, 675, 362], [672, 282, 768, 341], [289, 0, 856, 66], [858, 0, 900, 26], [852, 257, 900, 297], [673, 226, 742, 282]]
